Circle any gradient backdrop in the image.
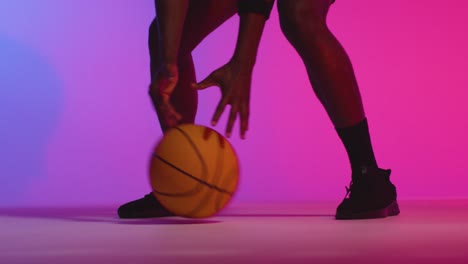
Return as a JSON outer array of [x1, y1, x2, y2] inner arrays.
[[0, 0, 467, 207]]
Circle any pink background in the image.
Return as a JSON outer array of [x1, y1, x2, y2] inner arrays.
[[0, 0, 467, 207]]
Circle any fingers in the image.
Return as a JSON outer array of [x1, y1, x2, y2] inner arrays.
[[240, 103, 249, 140], [170, 108, 182, 123], [226, 104, 239, 138], [152, 76, 177, 102], [192, 73, 218, 90], [148, 80, 172, 105], [158, 101, 182, 128], [211, 96, 249, 139], [203, 127, 213, 140], [149, 88, 182, 128], [202, 127, 224, 148], [147, 69, 182, 129], [212, 97, 229, 126], [217, 133, 225, 148]]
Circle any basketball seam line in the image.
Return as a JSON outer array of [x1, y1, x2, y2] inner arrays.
[[152, 156, 204, 197], [155, 155, 233, 195], [174, 126, 209, 194], [189, 133, 226, 216], [214, 140, 225, 211], [174, 127, 208, 182], [178, 125, 232, 217]]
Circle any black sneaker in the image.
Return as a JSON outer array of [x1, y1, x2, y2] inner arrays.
[[118, 192, 174, 218], [335, 167, 400, 220]]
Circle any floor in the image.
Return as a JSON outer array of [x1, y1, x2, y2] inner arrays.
[[0, 200, 467, 264]]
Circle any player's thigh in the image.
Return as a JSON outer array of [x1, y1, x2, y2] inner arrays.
[[277, 0, 331, 32], [180, 0, 237, 52], [149, 0, 236, 70]]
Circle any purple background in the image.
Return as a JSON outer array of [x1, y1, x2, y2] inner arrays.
[[0, 0, 467, 207]]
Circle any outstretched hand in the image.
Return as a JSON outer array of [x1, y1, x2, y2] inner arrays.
[[148, 64, 182, 128], [192, 61, 252, 139]]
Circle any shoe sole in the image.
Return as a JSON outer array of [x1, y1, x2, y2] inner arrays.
[[118, 211, 174, 219], [335, 200, 400, 220]]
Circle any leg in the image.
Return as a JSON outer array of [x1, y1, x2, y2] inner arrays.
[[118, 0, 237, 219], [277, 0, 399, 219], [278, 0, 363, 128], [278, 0, 376, 173], [149, 0, 238, 132]]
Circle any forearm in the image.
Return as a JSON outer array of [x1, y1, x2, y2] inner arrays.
[[230, 13, 267, 70], [155, 0, 189, 65]]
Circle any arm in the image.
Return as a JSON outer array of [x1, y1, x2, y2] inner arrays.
[[230, 12, 267, 71], [232, 0, 275, 69], [193, 1, 275, 139]]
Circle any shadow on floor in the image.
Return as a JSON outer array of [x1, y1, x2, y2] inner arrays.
[[0, 207, 220, 225], [219, 213, 334, 217], [0, 206, 336, 224]]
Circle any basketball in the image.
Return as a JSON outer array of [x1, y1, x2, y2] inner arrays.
[[149, 124, 239, 218]]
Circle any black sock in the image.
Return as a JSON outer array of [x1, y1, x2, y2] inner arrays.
[[336, 118, 378, 177]]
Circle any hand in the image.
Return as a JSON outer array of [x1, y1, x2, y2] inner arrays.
[[192, 61, 252, 139], [148, 64, 182, 128]]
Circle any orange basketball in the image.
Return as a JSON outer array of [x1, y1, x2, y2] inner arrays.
[[149, 124, 239, 218]]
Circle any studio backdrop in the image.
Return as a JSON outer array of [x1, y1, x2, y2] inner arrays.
[[0, 0, 466, 207]]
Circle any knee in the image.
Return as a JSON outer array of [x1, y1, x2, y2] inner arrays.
[[278, 0, 328, 43]]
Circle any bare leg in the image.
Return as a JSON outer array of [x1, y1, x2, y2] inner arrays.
[[278, 0, 380, 175], [277, 1, 399, 220], [277, 0, 364, 128], [149, 0, 238, 132], [118, 0, 238, 219]]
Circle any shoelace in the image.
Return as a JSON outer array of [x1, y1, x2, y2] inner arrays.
[[344, 182, 353, 199], [344, 179, 368, 199]]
